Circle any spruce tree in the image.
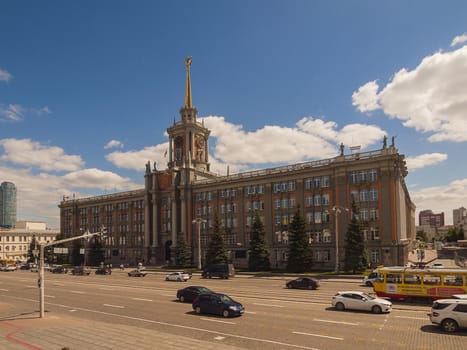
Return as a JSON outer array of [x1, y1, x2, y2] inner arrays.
[[248, 212, 271, 271], [286, 207, 313, 272], [173, 236, 192, 267], [343, 201, 368, 273], [205, 213, 228, 266]]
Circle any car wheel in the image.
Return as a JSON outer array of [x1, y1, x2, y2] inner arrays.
[[308, 285, 313, 290], [179, 296, 185, 302], [165, 277, 169, 281], [178, 278, 182, 282], [286, 284, 292, 289], [371, 305, 382, 314], [335, 302, 345, 311], [128, 273, 131, 276], [366, 281, 373, 287], [222, 310, 230, 318], [195, 306, 201, 314], [441, 318, 459, 332]]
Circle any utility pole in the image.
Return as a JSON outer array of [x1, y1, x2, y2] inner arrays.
[[192, 218, 206, 270], [38, 226, 107, 318]]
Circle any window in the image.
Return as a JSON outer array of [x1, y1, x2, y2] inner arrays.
[[321, 194, 329, 205], [350, 190, 358, 202], [313, 177, 321, 188], [323, 229, 331, 242], [360, 208, 369, 221], [305, 178, 313, 190], [370, 227, 379, 240], [314, 195, 321, 206], [369, 169, 378, 182], [322, 176, 330, 188], [370, 208, 379, 221], [360, 190, 369, 202], [282, 198, 288, 209], [306, 212, 313, 224], [370, 249, 380, 263], [306, 196, 313, 207], [274, 199, 281, 209], [370, 188, 378, 201], [289, 198, 295, 208], [314, 212, 322, 224]]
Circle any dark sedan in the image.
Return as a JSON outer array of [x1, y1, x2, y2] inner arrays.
[[177, 286, 213, 303], [192, 293, 244, 317], [286, 277, 320, 290], [51, 265, 68, 274], [95, 267, 112, 275]]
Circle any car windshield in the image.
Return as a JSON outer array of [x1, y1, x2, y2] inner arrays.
[[360, 293, 375, 300], [219, 295, 234, 303], [199, 287, 211, 293]]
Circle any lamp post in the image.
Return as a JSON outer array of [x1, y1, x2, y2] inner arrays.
[[333, 206, 348, 273], [192, 218, 206, 270]]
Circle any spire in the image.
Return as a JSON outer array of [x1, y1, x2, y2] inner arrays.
[[184, 56, 193, 108]]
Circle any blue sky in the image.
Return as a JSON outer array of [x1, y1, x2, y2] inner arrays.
[[1, 1, 467, 228]]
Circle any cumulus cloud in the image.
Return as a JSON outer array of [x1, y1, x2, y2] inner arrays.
[[451, 34, 467, 47], [411, 178, 467, 224], [352, 41, 467, 142], [104, 140, 124, 149], [0, 138, 84, 171], [62, 168, 140, 190], [0, 68, 12, 82], [405, 153, 448, 171], [106, 143, 169, 171]]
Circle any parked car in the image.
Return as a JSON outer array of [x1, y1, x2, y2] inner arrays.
[[1, 265, 16, 272], [71, 266, 91, 275], [428, 299, 467, 332], [332, 291, 392, 314], [95, 267, 112, 275], [165, 271, 190, 282], [51, 265, 68, 274], [192, 293, 244, 317], [177, 286, 213, 303], [202, 264, 235, 279], [128, 269, 147, 277], [286, 277, 320, 290]]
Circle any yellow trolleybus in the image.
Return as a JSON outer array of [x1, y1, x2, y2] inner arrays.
[[373, 266, 467, 302]]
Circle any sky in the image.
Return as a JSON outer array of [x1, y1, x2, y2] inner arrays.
[[1, 1, 467, 229]]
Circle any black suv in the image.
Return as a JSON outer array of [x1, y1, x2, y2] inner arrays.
[[51, 265, 68, 274], [71, 266, 91, 275], [202, 264, 235, 279]]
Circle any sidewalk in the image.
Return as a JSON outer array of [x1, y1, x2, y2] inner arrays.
[[0, 303, 245, 350]]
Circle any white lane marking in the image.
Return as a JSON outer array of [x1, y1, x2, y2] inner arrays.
[[99, 287, 115, 291], [103, 304, 125, 309], [293, 331, 343, 341], [132, 298, 153, 302], [253, 303, 284, 308], [53, 283, 65, 286], [200, 317, 236, 325], [244, 311, 257, 314], [0, 288, 9, 292], [214, 336, 225, 340], [313, 319, 359, 326], [4, 294, 321, 350], [26, 285, 36, 288], [394, 315, 426, 320], [71, 290, 85, 294], [45, 295, 56, 298]]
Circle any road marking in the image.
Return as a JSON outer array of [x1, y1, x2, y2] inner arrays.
[[103, 304, 125, 309], [71, 290, 85, 294], [0, 288, 9, 292], [394, 315, 426, 320], [45, 295, 55, 298], [244, 311, 257, 314], [214, 336, 225, 340], [201, 317, 236, 325], [132, 298, 153, 302], [99, 287, 114, 291], [293, 331, 343, 341], [253, 303, 284, 308], [313, 319, 359, 326], [53, 283, 65, 286]]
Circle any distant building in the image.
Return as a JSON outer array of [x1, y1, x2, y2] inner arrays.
[[59, 58, 416, 269], [0, 221, 58, 262], [0, 181, 17, 228], [419, 209, 444, 227], [453, 207, 467, 228]]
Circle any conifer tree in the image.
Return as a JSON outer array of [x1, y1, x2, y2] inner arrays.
[[173, 236, 192, 267], [205, 213, 228, 266], [286, 207, 313, 272], [248, 212, 270, 271], [343, 201, 368, 273]]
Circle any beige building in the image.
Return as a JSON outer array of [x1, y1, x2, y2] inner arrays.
[[59, 58, 416, 269], [0, 221, 58, 262]]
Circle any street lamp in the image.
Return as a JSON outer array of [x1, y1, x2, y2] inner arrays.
[[192, 218, 206, 270], [333, 206, 348, 273]]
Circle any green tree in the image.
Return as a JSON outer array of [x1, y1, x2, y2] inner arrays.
[[205, 213, 228, 266], [286, 207, 313, 273], [248, 212, 270, 271], [71, 239, 83, 266], [343, 201, 368, 273], [87, 237, 104, 266], [416, 230, 428, 242], [27, 235, 39, 263], [173, 236, 192, 267]]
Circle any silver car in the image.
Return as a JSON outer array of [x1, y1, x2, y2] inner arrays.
[[165, 271, 190, 282], [428, 299, 467, 332], [332, 291, 392, 314]]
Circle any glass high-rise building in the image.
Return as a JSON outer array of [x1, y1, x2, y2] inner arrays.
[[0, 181, 17, 228]]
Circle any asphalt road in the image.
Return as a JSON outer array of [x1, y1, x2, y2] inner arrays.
[[1, 269, 466, 350]]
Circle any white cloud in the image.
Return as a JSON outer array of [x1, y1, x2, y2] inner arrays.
[[1, 104, 25, 122], [106, 143, 169, 171], [353, 45, 467, 142], [0, 68, 12, 82], [405, 153, 448, 171], [411, 178, 467, 224], [62, 168, 140, 190], [104, 140, 124, 149], [0, 138, 84, 171], [351, 80, 380, 112], [451, 33, 467, 47]]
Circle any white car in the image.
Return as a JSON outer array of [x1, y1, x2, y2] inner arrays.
[[428, 299, 467, 332], [165, 271, 190, 282], [332, 291, 392, 314]]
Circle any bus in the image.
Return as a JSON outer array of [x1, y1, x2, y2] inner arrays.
[[372, 266, 467, 302]]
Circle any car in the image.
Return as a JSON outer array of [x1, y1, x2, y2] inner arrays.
[[362, 271, 379, 287], [165, 271, 190, 282], [286, 277, 320, 290], [428, 299, 467, 332], [1, 265, 16, 272], [51, 265, 68, 274], [128, 269, 147, 277], [332, 291, 392, 314], [202, 264, 235, 279], [71, 266, 91, 275], [450, 294, 467, 300], [95, 267, 112, 275], [192, 293, 244, 317], [177, 286, 213, 303]]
